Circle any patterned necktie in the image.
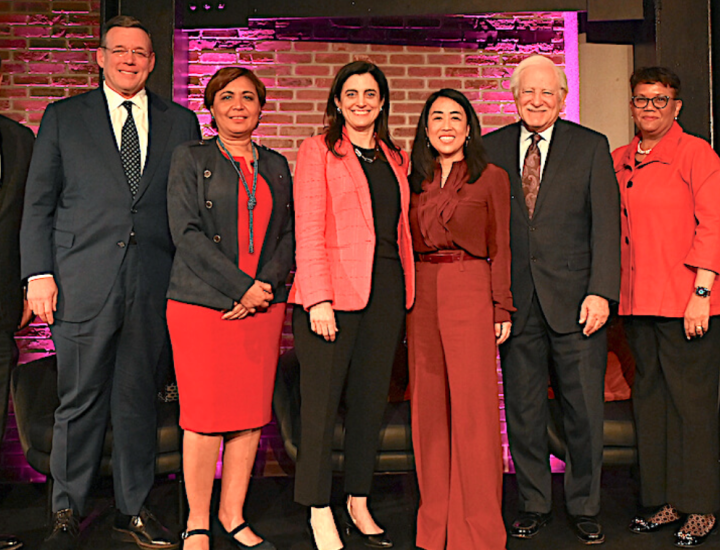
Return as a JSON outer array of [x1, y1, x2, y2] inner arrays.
[[521, 133, 542, 218], [120, 101, 141, 196]]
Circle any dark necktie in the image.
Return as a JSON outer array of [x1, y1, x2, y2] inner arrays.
[[521, 133, 542, 218], [121, 101, 141, 196]]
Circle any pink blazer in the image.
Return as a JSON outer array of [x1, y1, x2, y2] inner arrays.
[[289, 131, 415, 311]]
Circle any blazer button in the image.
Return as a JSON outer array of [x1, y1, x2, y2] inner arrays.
[[530, 226, 536, 232], [625, 237, 630, 244], [213, 235, 221, 243], [204, 170, 212, 178], [627, 181, 633, 188], [117, 241, 126, 248], [531, 256, 537, 262], [205, 200, 213, 209], [131, 208, 138, 214]]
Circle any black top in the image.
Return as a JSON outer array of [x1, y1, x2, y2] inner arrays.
[[354, 144, 401, 261]]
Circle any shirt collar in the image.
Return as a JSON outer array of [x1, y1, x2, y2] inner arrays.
[[620, 121, 683, 168], [520, 122, 555, 144], [103, 82, 147, 112]]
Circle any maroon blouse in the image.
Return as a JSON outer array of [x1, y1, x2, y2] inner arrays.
[[409, 160, 515, 322]]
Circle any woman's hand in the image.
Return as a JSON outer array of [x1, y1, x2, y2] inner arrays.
[[684, 293, 710, 339], [495, 321, 512, 345], [221, 301, 250, 320], [240, 280, 273, 311], [309, 301, 338, 342]]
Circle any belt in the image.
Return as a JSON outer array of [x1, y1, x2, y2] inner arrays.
[[414, 250, 485, 263]]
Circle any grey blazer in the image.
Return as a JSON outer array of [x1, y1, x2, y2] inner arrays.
[[483, 119, 620, 334], [20, 88, 200, 322], [166, 138, 294, 311]]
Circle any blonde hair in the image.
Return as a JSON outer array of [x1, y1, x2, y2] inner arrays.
[[509, 55, 568, 99]]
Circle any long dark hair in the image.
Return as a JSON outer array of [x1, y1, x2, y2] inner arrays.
[[409, 89, 488, 193], [323, 61, 402, 162]]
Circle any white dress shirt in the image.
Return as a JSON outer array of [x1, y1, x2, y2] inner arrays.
[[519, 123, 555, 182], [104, 82, 149, 172]]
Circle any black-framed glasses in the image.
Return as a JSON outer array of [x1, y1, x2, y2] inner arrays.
[[101, 46, 152, 59], [631, 95, 674, 109]]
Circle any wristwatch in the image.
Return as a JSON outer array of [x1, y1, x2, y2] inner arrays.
[[695, 286, 712, 298]]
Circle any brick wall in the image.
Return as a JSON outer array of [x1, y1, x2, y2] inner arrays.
[[0, 0, 101, 131], [185, 13, 566, 169]]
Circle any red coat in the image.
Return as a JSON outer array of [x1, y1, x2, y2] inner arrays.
[[613, 122, 720, 317], [289, 131, 415, 311]]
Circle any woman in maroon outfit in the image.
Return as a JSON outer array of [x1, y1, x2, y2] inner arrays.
[[166, 67, 294, 550], [407, 89, 514, 550]]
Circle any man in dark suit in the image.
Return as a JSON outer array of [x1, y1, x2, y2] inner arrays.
[[483, 55, 620, 544], [0, 65, 35, 550], [20, 15, 200, 550]]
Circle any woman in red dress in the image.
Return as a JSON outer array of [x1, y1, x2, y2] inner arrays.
[[407, 89, 513, 550], [166, 67, 294, 550]]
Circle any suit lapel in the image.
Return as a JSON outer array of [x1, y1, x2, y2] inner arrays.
[[81, 89, 128, 189], [533, 120, 571, 217], [338, 134, 374, 232], [134, 91, 172, 204]]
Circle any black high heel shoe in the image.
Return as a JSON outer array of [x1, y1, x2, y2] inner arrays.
[[220, 521, 276, 550], [344, 505, 393, 548], [181, 528, 211, 548]]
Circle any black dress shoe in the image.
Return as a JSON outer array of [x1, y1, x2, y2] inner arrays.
[[572, 516, 605, 545], [0, 534, 23, 549], [41, 509, 79, 550], [510, 512, 552, 539], [674, 514, 717, 547], [112, 508, 179, 549], [344, 507, 393, 548]]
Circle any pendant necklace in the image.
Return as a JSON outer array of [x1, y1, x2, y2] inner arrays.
[[217, 137, 258, 253]]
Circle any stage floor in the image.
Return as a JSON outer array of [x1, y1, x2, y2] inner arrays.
[[0, 469, 713, 549]]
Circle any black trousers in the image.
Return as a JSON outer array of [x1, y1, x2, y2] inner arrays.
[[500, 294, 606, 517], [293, 257, 405, 507], [49, 245, 166, 516], [624, 316, 720, 513], [0, 330, 18, 447]]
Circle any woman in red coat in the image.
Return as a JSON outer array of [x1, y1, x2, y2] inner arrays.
[[407, 89, 513, 550], [614, 67, 720, 547], [289, 61, 415, 550]]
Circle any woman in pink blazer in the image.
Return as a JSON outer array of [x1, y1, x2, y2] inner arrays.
[[290, 61, 415, 550]]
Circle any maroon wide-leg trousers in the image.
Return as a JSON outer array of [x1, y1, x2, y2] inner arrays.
[[408, 258, 506, 550]]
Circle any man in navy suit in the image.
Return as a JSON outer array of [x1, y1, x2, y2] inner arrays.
[[483, 55, 620, 545], [20, 15, 200, 550], [0, 59, 35, 550]]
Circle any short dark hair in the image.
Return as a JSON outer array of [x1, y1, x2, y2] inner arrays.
[[630, 66, 681, 97], [101, 15, 152, 49], [204, 67, 267, 130], [323, 60, 401, 162], [409, 89, 488, 193]]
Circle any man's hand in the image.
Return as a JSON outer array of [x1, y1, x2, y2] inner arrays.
[[18, 299, 34, 330], [27, 277, 58, 325], [578, 294, 609, 337]]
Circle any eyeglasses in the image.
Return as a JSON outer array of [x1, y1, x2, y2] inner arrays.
[[101, 47, 152, 59], [631, 96, 674, 109]]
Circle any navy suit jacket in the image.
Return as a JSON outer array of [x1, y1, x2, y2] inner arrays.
[[20, 88, 201, 323], [483, 120, 620, 334], [0, 115, 35, 331]]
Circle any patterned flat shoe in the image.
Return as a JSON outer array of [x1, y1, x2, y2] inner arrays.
[[629, 504, 681, 534], [674, 514, 717, 547]]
